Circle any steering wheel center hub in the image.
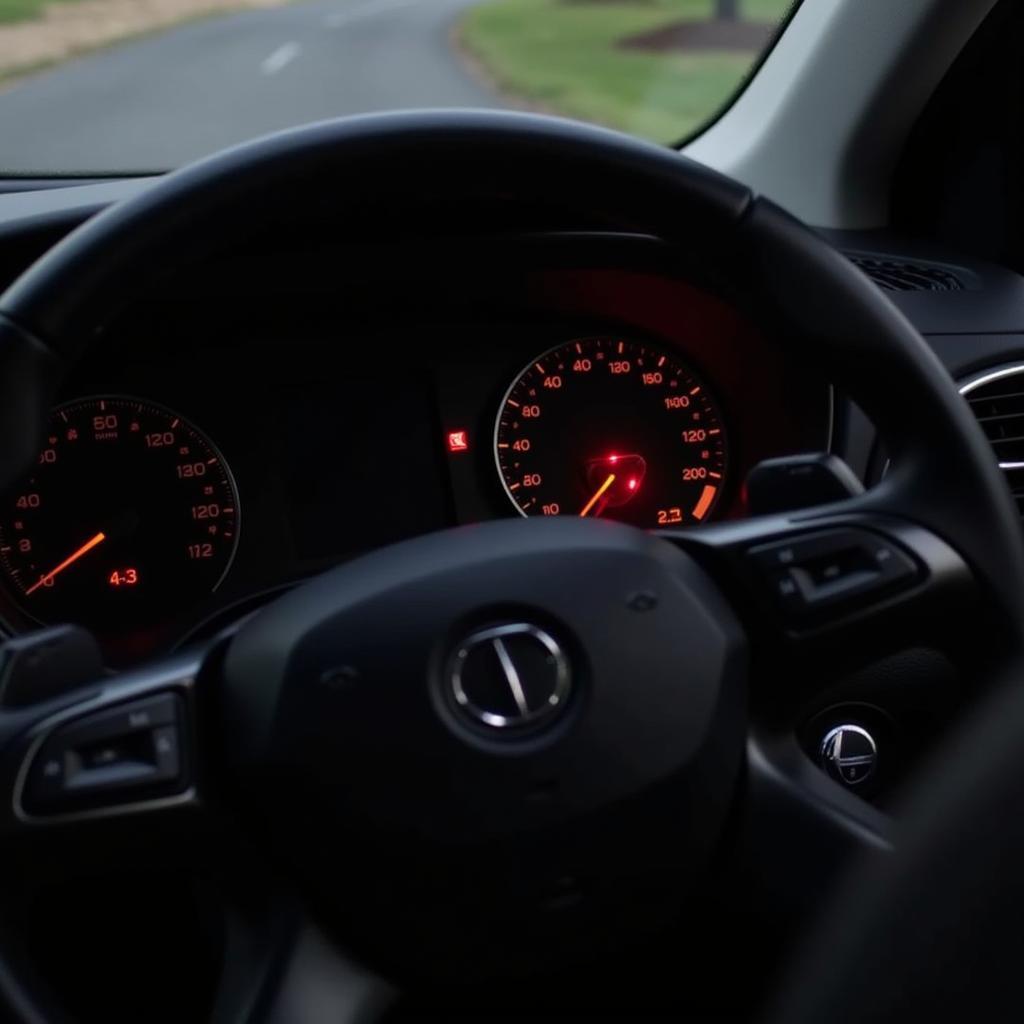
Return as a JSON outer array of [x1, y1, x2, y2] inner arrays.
[[443, 621, 573, 734], [221, 517, 746, 976]]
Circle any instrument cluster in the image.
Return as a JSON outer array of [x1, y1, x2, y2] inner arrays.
[[0, 265, 832, 663]]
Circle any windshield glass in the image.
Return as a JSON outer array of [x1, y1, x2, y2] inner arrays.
[[0, 0, 795, 175]]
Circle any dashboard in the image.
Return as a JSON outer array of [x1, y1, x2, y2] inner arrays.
[[0, 235, 832, 664], [0, 184, 1022, 811]]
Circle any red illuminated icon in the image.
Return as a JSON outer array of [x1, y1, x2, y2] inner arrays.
[[447, 430, 470, 453]]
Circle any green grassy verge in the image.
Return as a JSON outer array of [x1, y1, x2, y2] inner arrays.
[[0, 0, 80, 26], [461, 0, 793, 143]]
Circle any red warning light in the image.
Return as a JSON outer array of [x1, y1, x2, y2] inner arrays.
[[627, 478, 638, 491], [447, 430, 470, 453]]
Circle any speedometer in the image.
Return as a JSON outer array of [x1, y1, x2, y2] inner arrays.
[[495, 338, 728, 527], [0, 396, 239, 634]]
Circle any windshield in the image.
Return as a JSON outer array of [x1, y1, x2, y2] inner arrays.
[[0, 0, 794, 175]]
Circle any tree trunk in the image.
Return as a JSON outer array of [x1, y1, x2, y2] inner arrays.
[[715, 0, 739, 19]]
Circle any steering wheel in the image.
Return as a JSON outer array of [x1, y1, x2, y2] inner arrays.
[[0, 111, 1021, 1023]]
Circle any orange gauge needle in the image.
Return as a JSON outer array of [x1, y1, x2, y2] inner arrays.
[[579, 474, 616, 518], [26, 531, 106, 596]]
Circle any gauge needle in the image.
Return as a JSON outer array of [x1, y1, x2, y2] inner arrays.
[[26, 532, 106, 596], [579, 474, 616, 518]]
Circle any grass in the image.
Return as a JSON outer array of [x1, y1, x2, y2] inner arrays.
[[0, 0, 80, 25], [461, 0, 795, 143]]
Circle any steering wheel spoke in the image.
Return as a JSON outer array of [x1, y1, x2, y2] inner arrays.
[[0, 648, 205, 833], [661, 505, 977, 669], [658, 506, 981, 927]]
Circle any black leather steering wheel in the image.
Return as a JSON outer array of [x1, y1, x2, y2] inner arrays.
[[0, 111, 1021, 1022]]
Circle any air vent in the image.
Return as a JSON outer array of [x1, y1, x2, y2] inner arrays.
[[848, 255, 964, 292], [961, 365, 1024, 520]]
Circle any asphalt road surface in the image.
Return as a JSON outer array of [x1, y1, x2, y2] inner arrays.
[[0, 0, 503, 173]]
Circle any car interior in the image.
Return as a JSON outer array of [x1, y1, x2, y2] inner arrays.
[[1, 0, 1024, 1020]]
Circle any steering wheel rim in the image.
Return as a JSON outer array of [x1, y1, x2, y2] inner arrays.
[[0, 110, 1021, 1021]]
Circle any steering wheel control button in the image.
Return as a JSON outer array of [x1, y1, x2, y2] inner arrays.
[[447, 623, 571, 732], [21, 692, 187, 816], [819, 724, 877, 787], [750, 529, 918, 619]]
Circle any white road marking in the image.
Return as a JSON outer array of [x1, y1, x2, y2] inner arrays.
[[325, 0, 416, 29], [260, 41, 302, 75]]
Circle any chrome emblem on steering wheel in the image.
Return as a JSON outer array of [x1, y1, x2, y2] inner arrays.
[[447, 623, 571, 731]]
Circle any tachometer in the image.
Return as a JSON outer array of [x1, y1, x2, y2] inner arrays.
[[0, 396, 239, 633], [495, 338, 727, 527]]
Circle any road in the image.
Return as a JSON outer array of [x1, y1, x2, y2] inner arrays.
[[0, 0, 502, 173]]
